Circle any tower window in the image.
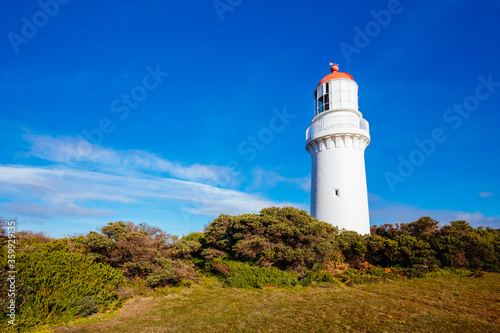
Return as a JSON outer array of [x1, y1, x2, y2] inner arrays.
[[334, 189, 340, 197]]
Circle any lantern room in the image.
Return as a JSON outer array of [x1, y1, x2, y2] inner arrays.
[[314, 64, 359, 116]]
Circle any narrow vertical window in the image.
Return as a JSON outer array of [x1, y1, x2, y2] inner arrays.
[[314, 90, 318, 115], [334, 189, 340, 197]]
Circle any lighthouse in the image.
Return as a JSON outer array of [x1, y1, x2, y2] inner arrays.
[[305, 63, 370, 235]]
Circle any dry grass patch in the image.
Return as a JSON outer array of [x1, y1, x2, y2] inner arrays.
[[50, 273, 500, 333]]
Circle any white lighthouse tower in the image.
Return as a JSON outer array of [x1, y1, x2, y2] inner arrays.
[[306, 63, 370, 235]]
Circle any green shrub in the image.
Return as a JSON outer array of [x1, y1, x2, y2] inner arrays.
[[338, 231, 367, 266], [335, 268, 380, 285], [146, 258, 176, 288], [205, 259, 299, 288], [203, 207, 341, 271], [75, 296, 99, 317], [431, 221, 500, 271], [12, 249, 123, 328], [78, 221, 200, 287], [367, 226, 440, 270], [299, 264, 343, 287]]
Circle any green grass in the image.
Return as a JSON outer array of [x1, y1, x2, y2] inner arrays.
[[207, 259, 300, 288], [52, 272, 500, 332]]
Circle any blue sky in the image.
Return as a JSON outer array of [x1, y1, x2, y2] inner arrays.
[[1, 0, 499, 238]]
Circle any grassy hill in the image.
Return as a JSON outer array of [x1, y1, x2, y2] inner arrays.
[[54, 272, 500, 333]]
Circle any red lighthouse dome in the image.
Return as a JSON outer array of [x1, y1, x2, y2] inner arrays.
[[317, 63, 354, 86]]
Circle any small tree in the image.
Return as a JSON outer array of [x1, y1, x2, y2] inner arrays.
[[203, 207, 341, 271], [79, 221, 199, 287]]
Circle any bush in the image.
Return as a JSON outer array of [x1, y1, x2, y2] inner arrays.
[[338, 231, 367, 267], [78, 221, 199, 286], [431, 221, 500, 271], [299, 263, 344, 287], [335, 268, 380, 285], [205, 259, 300, 288], [75, 296, 99, 317], [6, 248, 123, 329], [203, 207, 341, 271], [367, 218, 500, 272]]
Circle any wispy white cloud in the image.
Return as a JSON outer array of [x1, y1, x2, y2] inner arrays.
[[23, 134, 241, 187], [7, 133, 308, 219], [4, 202, 113, 218], [479, 192, 494, 198], [246, 166, 310, 192], [9, 134, 497, 234], [454, 211, 500, 228], [0, 133, 311, 236], [0, 165, 302, 223]]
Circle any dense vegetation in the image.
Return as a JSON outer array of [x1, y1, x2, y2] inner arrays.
[[198, 209, 499, 279], [202, 207, 341, 271], [1, 208, 499, 331], [76, 221, 199, 288], [0, 230, 123, 331]]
